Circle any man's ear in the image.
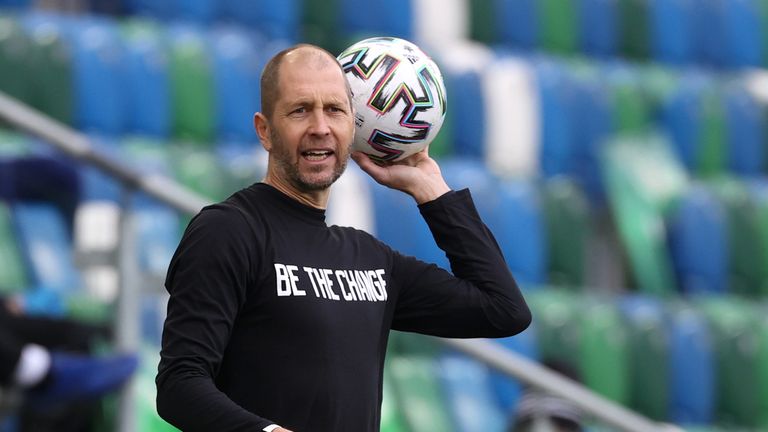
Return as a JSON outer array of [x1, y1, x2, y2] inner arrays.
[[254, 112, 271, 152]]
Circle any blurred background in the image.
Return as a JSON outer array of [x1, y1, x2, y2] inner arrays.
[[1, 0, 768, 431]]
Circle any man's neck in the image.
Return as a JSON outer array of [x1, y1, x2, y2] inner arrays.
[[263, 176, 329, 209]]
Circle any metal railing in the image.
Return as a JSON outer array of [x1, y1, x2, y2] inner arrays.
[[0, 90, 666, 432]]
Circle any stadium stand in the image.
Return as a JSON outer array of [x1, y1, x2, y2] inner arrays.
[[1, 0, 768, 430]]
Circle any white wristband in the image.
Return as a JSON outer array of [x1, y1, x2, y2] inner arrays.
[[263, 425, 280, 432]]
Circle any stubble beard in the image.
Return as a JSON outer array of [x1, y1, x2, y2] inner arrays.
[[270, 130, 350, 193]]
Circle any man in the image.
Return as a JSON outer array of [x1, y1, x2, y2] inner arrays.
[[156, 44, 531, 432]]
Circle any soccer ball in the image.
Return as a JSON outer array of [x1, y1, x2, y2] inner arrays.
[[337, 37, 447, 162]]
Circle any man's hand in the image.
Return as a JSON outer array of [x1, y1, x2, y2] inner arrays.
[[351, 149, 451, 204], [273, 428, 293, 432]]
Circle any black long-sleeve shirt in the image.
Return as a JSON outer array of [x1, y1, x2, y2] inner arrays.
[[156, 183, 531, 431]]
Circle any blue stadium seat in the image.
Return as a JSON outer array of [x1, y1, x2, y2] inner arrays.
[[69, 16, 127, 135], [135, 204, 180, 276], [12, 203, 82, 294], [668, 305, 715, 424], [569, 66, 613, 204], [722, 0, 762, 67], [376, 0, 414, 40], [490, 327, 539, 413], [724, 84, 765, 176], [212, 27, 262, 142], [666, 184, 729, 294], [444, 68, 486, 158], [577, 0, 619, 58], [124, 0, 174, 21], [175, 0, 220, 24], [438, 353, 507, 432], [660, 72, 709, 172], [221, 0, 300, 41], [0, 0, 31, 7], [368, 177, 447, 268], [122, 20, 171, 138], [495, 0, 538, 50], [533, 58, 576, 178], [690, 0, 726, 67], [492, 180, 547, 287], [648, 0, 695, 64]]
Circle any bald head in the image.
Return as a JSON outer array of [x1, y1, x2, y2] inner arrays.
[[260, 44, 352, 120]]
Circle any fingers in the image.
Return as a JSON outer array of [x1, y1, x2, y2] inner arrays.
[[351, 152, 390, 184]]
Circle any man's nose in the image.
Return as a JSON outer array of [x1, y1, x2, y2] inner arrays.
[[308, 109, 331, 135]]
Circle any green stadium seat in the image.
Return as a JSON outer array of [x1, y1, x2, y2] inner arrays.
[[577, 298, 630, 405], [539, 0, 578, 54], [0, 15, 32, 103], [618, 0, 650, 59], [607, 65, 652, 134], [388, 354, 454, 432], [541, 177, 589, 287], [469, 0, 496, 45], [526, 290, 580, 367], [23, 13, 73, 126], [696, 86, 726, 178], [171, 145, 232, 202], [302, 0, 343, 53], [137, 346, 180, 431], [601, 134, 686, 295], [620, 295, 669, 420], [380, 366, 408, 432], [168, 25, 215, 143], [0, 200, 28, 294], [698, 297, 761, 428], [709, 177, 768, 297]]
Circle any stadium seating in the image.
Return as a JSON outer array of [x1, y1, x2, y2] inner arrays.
[[668, 303, 715, 424], [0, 200, 27, 294], [666, 183, 729, 295], [1, 2, 768, 431]]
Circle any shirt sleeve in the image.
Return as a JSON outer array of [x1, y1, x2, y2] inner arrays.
[[391, 189, 532, 338], [155, 205, 275, 431]]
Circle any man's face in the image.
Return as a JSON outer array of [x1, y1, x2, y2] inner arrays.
[[262, 52, 355, 193]]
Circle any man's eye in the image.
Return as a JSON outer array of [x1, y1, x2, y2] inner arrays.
[[292, 107, 307, 114]]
